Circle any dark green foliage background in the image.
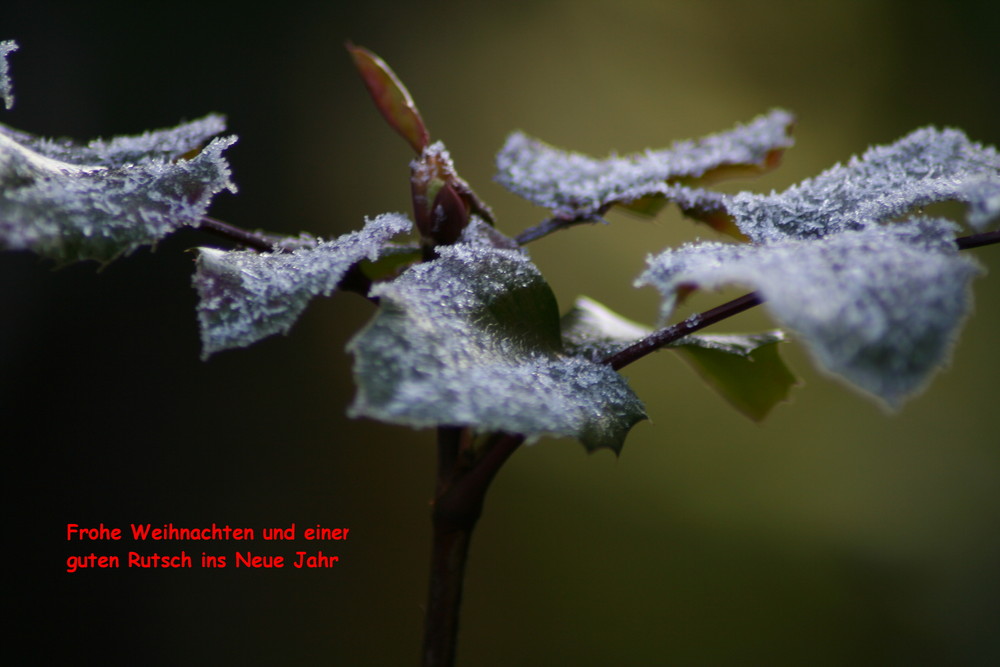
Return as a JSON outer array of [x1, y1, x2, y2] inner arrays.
[[4, 1, 998, 664]]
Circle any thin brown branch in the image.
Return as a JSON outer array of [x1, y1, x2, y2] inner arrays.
[[956, 229, 1000, 250], [603, 292, 763, 370], [198, 216, 277, 252], [515, 216, 600, 245]]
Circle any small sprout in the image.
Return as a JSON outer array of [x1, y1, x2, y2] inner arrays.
[[347, 42, 430, 155]]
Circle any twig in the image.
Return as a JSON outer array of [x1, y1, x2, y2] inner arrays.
[[603, 292, 763, 370], [198, 216, 277, 252], [422, 430, 523, 667], [515, 215, 604, 245], [956, 229, 1000, 250]]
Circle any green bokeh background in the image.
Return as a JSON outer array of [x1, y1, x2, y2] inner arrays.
[[4, 1, 998, 664]]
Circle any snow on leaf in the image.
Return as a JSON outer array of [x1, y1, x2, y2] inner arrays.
[[1, 40, 17, 110], [348, 245, 646, 453], [638, 218, 982, 408], [494, 109, 794, 225], [0, 116, 236, 263], [6, 114, 229, 166], [457, 215, 519, 250], [194, 212, 412, 359], [673, 126, 1000, 242]]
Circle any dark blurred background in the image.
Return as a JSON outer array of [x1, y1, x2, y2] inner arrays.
[[4, 1, 999, 664]]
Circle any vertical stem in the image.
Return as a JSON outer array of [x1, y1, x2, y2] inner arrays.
[[422, 431, 522, 667], [423, 517, 474, 667]]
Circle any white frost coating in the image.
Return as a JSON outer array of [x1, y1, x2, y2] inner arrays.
[[348, 245, 646, 452], [2, 114, 229, 167], [494, 109, 794, 220], [960, 174, 1000, 230], [457, 215, 520, 250], [696, 126, 1000, 241], [0, 132, 106, 175], [0, 118, 236, 262], [194, 213, 413, 358], [672, 331, 787, 356], [639, 218, 982, 407], [0, 40, 17, 110]]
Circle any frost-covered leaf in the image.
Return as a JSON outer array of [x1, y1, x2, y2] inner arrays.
[[348, 42, 429, 154], [495, 109, 794, 229], [5, 114, 229, 166], [194, 213, 412, 358], [348, 245, 646, 452], [669, 126, 1000, 242], [0, 116, 236, 263], [1, 40, 17, 110], [639, 218, 982, 408], [562, 296, 797, 419], [671, 332, 797, 421]]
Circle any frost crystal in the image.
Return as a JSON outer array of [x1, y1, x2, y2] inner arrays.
[[7, 114, 229, 167], [457, 215, 520, 250], [348, 244, 646, 452], [495, 109, 794, 221], [0, 40, 17, 110], [0, 116, 236, 263], [194, 213, 413, 358], [639, 218, 981, 407], [687, 126, 1000, 241]]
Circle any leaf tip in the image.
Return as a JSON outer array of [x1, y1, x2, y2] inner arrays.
[[346, 41, 430, 154]]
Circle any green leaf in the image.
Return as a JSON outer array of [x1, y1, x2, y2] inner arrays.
[[671, 332, 798, 421], [562, 296, 797, 419], [347, 43, 430, 154], [194, 213, 412, 358], [348, 245, 646, 453]]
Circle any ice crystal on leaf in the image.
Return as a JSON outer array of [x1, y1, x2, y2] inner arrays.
[[693, 126, 1000, 242], [7, 114, 231, 167], [348, 244, 646, 453], [0, 116, 236, 263], [495, 109, 794, 224], [194, 213, 413, 358], [0, 40, 17, 110]]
